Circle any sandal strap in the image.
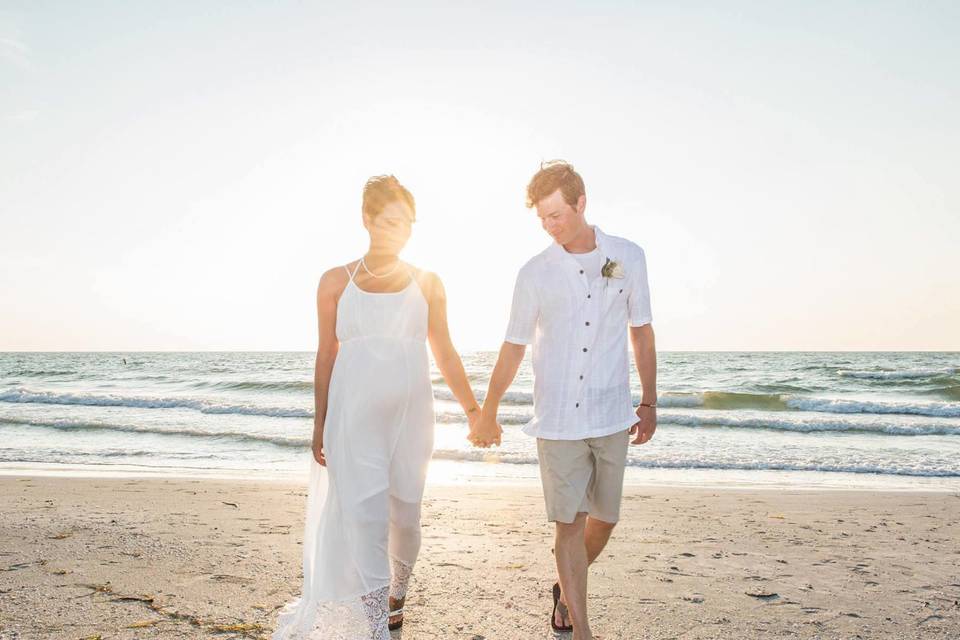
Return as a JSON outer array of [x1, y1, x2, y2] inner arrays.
[[389, 607, 405, 616]]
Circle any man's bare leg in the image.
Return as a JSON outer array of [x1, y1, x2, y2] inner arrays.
[[585, 516, 616, 564], [554, 516, 616, 631], [555, 512, 592, 639]]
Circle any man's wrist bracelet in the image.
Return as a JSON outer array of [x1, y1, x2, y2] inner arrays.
[[639, 402, 657, 408]]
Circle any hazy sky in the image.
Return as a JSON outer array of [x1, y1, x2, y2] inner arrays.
[[2, 1, 958, 351]]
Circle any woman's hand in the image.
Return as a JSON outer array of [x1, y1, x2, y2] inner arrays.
[[312, 426, 327, 466], [466, 406, 481, 429], [468, 410, 503, 448]]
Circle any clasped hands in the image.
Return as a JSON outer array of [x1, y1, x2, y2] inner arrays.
[[467, 407, 502, 448]]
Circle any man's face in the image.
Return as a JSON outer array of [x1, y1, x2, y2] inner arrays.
[[535, 189, 586, 245], [364, 201, 414, 254]]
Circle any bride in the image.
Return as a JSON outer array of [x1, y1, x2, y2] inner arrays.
[[271, 175, 496, 639]]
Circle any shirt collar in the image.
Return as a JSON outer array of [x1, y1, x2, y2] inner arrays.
[[546, 225, 608, 263]]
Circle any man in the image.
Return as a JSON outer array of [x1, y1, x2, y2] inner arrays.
[[470, 160, 657, 640]]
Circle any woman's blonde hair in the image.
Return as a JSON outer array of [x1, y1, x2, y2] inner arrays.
[[362, 175, 415, 220]]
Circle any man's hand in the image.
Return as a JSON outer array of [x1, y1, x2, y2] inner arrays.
[[630, 405, 657, 445], [312, 427, 326, 466], [468, 410, 502, 448]]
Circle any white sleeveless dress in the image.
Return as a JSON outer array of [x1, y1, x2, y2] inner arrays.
[[272, 263, 436, 639]]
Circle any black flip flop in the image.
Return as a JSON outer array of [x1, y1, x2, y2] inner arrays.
[[388, 596, 404, 631], [551, 582, 573, 632]]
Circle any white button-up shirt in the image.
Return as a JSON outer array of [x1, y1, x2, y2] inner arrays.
[[505, 226, 653, 441]]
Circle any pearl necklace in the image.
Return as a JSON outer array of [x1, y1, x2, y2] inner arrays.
[[360, 257, 402, 279]]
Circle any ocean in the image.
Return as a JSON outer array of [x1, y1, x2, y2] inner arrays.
[[1, 351, 959, 490]]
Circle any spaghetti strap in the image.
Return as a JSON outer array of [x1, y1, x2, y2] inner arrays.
[[345, 261, 363, 282]]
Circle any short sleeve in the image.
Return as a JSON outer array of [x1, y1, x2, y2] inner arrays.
[[504, 267, 539, 345], [627, 247, 652, 327]]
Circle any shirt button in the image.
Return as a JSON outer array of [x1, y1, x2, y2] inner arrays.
[[585, 321, 590, 326], [582, 347, 588, 352], [587, 294, 591, 299], [579, 269, 584, 274], [575, 402, 580, 408], [579, 375, 584, 380]]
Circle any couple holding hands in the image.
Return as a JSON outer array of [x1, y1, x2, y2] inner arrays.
[[272, 161, 657, 640]]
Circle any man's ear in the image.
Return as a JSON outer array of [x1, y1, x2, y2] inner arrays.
[[576, 194, 586, 216]]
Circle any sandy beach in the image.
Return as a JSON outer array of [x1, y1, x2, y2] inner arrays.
[[0, 476, 957, 639]]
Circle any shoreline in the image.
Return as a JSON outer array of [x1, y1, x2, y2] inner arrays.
[[2, 459, 959, 493]]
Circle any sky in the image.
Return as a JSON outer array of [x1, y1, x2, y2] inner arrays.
[[1, 1, 958, 351]]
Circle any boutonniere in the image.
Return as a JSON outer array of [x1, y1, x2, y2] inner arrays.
[[601, 257, 625, 279]]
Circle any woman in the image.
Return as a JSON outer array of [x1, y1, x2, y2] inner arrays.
[[272, 175, 485, 639]]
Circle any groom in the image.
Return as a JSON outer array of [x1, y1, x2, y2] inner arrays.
[[470, 160, 657, 639]]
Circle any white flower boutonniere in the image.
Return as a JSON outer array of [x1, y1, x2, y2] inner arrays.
[[601, 258, 625, 279]]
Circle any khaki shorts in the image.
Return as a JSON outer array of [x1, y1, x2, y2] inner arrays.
[[536, 429, 630, 524]]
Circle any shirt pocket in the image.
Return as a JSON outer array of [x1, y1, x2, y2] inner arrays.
[[601, 281, 628, 319]]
